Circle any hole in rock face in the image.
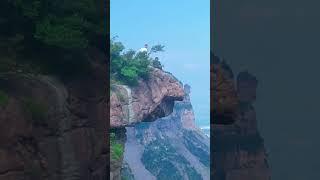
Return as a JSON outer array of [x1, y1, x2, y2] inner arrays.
[[143, 96, 182, 122]]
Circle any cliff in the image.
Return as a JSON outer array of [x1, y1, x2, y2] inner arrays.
[[110, 67, 184, 127], [211, 54, 271, 180], [109, 67, 185, 180], [0, 49, 107, 180], [211, 55, 239, 125], [122, 84, 210, 180]]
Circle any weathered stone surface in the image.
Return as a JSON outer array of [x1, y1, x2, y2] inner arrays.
[[110, 67, 184, 128], [122, 85, 210, 180], [109, 69, 185, 180], [211, 55, 239, 124], [0, 49, 107, 180], [237, 71, 258, 104], [211, 55, 271, 180]]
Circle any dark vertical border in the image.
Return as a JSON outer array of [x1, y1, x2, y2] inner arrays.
[[210, 0, 214, 179], [106, 0, 111, 177]]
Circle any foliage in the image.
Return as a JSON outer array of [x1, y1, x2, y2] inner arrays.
[[110, 38, 165, 86], [0, 0, 105, 77], [110, 133, 124, 161], [1, 0, 105, 49], [149, 44, 165, 55], [152, 58, 163, 69], [0, 90, 9, 107], [34, 14, 89, 49]]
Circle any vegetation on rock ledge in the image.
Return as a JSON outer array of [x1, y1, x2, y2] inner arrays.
[[110, 133, 124, 161], [0, 0, 106, 78], [110, 38, 164, 86]]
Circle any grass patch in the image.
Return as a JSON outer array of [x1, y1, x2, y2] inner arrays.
[[0, 90, 9, 107], [110, 133, 124, 161]]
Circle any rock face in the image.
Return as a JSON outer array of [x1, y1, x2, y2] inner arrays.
[[121, 85, 210, 180], [211, 54, 271, 180], [0, 50, 107, 180], [109, 67, 185, 180], [211, 54, 239, 124], [110, 67, 185, 127]]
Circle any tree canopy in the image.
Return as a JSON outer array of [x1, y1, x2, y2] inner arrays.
[[0, 0, 106, 77], [110, 38, 164, 86]]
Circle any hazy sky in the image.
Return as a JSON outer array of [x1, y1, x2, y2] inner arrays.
[[111, 0, 210, 127], [213, 0, 320, 179]]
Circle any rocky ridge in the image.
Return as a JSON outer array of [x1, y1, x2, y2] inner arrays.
[[211, 54, 271, 180], [109, 67, 185, 180], [122, 84, 210, 180], [110, 67, 184, 127]]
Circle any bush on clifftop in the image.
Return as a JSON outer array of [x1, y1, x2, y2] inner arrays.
[[110, 38, 164, 86], [0, 0, 106, 77]]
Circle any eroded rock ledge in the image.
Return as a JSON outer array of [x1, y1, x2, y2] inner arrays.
[[110, 67, 185, 128], [109, 67, 185, 180]]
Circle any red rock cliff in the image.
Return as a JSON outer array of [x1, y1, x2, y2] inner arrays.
[[109, 67, 184, 180], [110, 67, 184, 128]]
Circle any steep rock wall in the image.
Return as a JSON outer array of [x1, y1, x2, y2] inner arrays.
[[109, 67, 185, 180], [122, 85, 210, 180], [110, 67, 184, 127], [211, 54, 271, 180], [0, 49, 107, 180]]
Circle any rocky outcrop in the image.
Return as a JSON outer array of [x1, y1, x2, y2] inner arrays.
[[0, 49, 107, 180], [211, 54, 271, 180], [211, 54, 239, 124], [109, 67, 185, 180], [122, 85, 210, 180], [110, 67, 185, 127]]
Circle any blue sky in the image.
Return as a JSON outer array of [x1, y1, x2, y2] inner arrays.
[[111, 0, 210, 127]]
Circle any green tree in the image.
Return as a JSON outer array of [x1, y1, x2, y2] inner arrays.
[[149, 44, 165, 55], [110, 39, 165, 86], [0, 0, 106, 76]]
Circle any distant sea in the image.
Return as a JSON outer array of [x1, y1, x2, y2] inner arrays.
[[196, 119, 210, 137], [200, 126, 210, 137]]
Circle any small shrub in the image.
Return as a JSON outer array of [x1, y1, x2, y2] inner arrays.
[[152, 58, 163, 69], [120, 66, 139, 86], [111, 143, 124, 160], [110, 133, 124, 160], [110, 38, 165, 86]]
